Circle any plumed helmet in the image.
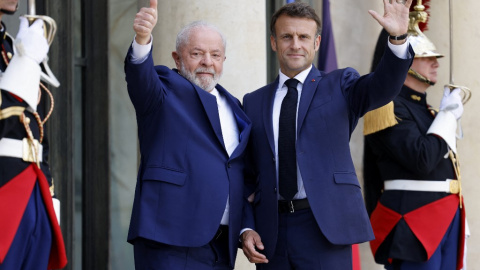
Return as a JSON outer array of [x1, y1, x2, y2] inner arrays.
[[408, 0, 443, 58]]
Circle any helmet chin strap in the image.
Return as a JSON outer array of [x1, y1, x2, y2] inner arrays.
[[0, 3, 18, 15], [408, 68, 436, 86]]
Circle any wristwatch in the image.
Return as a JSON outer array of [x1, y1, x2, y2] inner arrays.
[[389, 33, 408, 40]]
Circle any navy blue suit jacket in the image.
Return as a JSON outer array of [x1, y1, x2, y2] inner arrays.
[[124, 48, 252, 266], [243, 45, 414, 259]]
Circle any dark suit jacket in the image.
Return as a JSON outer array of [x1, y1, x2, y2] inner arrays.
[[124, 48, 252, 267], [243, 45, 414, 259]]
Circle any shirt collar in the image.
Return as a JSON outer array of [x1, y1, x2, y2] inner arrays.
[[210, 88, 224, 102], [278, 65, 313, 91]]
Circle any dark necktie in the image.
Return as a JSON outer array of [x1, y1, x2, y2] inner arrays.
[[278, 78, 299, 200]]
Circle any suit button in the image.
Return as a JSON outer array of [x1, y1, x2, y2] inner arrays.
[[274, 187, 277, 193], [272, 157, 276, 163], [227, 163, 231, 168]]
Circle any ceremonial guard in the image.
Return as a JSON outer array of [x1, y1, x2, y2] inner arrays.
[[0, 0, 67, 269], [363, 1, 469, 269]]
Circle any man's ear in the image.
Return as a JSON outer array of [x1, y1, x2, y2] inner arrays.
[[270, 35, 277, 52], [172, 51, 181, 68], [314, 35, 321, 51]]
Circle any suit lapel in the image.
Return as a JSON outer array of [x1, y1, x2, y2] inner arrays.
[[297, 67, 322, 133], [195, 86, 226, 149], [263, 79, 279, 155], [217, 85, 252, 159]]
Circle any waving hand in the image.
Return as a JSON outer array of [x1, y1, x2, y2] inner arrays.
[[369, 0, 413, 39]]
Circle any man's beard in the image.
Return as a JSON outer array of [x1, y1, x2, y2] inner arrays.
[[179, 63, 222, 92]]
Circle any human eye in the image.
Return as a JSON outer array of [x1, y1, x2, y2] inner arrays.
[[191, 51, 202, 58]]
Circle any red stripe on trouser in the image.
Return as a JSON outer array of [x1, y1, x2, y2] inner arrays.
[[352, 244, 361, 270], [456, 200, 466, 270]]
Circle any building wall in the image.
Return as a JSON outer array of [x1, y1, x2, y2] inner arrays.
[[109, 1, 480, 269]]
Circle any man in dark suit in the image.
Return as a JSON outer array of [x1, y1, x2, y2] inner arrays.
[[124, 1, 252, 269], [241, 1, 414, 269]]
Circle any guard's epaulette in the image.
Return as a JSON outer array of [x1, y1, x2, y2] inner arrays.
[[4, 31, 14, 57], [363, 101, 399, 135], [0, 92, 26, 121], [4, 31, 14, 43]]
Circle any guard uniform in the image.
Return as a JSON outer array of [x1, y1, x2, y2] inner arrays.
[[0, 22, 67, 269], [364, 86, 464, 269]]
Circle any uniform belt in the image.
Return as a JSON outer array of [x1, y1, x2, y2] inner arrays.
[[278, 198, 310, 213], [0, 138, 43, 162], [384, 179, 459, 194]]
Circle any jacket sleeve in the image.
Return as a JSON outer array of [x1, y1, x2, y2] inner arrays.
[[346, 44, 415, 118], [124, 45, 166, 116]]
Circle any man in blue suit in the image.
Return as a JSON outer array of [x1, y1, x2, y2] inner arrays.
[[241, 1, 414, 269], [124, 1, 252, 269]]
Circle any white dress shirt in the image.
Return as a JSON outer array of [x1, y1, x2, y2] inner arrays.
[[211, 88, 239, 225], [272, 40, 410, 200]]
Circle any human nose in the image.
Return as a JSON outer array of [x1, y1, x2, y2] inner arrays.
[[291, 36, 301, 50], [201, 54, 213, 66]]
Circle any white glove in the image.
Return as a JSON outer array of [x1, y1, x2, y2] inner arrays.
[[439, 87, 463, 120], [14, 17, 49, 64]]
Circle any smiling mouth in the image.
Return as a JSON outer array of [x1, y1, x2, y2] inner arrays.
[[288, 54, 304, 58], [197, 73, 214, 76]]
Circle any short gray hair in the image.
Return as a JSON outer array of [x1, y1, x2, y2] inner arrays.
[[175, 21, 227, 53]]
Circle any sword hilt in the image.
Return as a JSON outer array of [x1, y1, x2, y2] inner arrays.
[[445, 84, 472, 105], [23, 15, 57, 46]]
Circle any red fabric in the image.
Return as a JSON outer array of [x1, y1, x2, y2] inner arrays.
[[370, 195, 461, 266], [0, 165, 37, 263], [456, 201, 466, 270], [403, 195, 459, 261], [0, 165, 67, 268], [369, 202, 402, 257], [32, 164, 67, 269], [352, 243, 361, 270], [8, 92, 23, 103]]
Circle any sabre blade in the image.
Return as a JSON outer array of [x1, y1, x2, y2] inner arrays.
[[449, 0, 454, 85], [28, 0, 36, 16]]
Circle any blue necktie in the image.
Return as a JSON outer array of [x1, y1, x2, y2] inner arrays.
[[278, 78, 299, 200]]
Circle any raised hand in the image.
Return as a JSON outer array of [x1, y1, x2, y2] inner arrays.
[[133, 0, 158, 45], [368, 0, 413, 38]]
